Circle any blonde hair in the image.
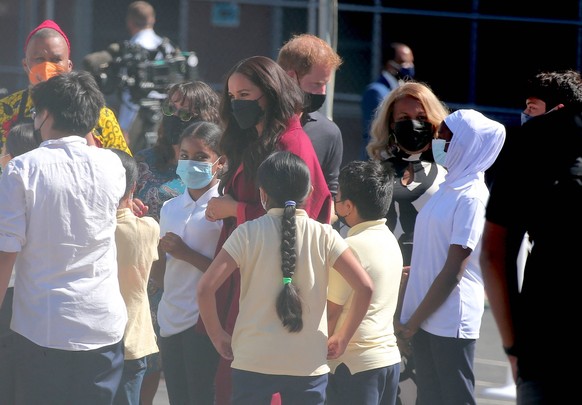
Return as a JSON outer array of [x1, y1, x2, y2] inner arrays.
[[277, 33, 343, 78], [366, 81, 449, 160]]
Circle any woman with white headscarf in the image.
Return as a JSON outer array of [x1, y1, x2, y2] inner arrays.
[[396, 109, 506, 405]]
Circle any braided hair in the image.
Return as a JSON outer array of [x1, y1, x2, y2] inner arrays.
[[257, 151, 311, 332]]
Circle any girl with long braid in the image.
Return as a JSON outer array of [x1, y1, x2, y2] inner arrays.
[[277, 198, 303, 333], [197, 151, 373, 405]]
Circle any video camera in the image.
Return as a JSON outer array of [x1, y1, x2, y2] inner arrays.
[[83, 39, 200, 104]]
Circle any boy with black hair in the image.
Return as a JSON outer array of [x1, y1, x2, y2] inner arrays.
[[0, 71, 127, 403], [327, 159, 404, 405]]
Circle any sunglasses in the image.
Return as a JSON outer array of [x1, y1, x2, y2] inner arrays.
[[161, 100, 195, 122]]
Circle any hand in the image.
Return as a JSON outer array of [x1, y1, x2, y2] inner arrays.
[[159, 232, 188, 261], [394, 320, 413, 356], [209, 329, 233, 361], [206, 194, 236, 222], [327, 333, 348, 360], [396, 322, 417, 340], [131, 197, 149, 218], [396, 334, 413, 356]]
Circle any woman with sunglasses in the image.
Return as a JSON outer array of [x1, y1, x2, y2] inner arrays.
[[132, 80, 221, 405]]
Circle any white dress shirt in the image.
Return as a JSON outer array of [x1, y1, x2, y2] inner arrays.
[[0, 136, 127, 350]]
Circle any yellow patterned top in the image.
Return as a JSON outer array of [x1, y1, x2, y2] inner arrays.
[[0, 88, 132, 156]]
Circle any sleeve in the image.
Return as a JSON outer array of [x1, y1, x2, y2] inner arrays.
[[226, 166, 266, 227], [327, 226, 350, 269], [158, 199, 171, 236], [278, 127, 332, 224], [0, 91, 29, 149], [485, 132, 527, 228], [327, 267, 352, 305], [93, 107, 133, 156], [222, 224, 246, 266], [145, 217, 161, 261], [323, 123, 343, 196], [0, 165, 27, 252], [451, 196, 486, 251], [327, 231, 358, 305]]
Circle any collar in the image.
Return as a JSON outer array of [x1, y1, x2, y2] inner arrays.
[[265, 207, 308, 217], [381, 70, 401, 90], [177, 182, 219, 208], [41, 135, 88, 148], [288, 114, 303, 129], [300, 111, 318, 125], [130, 28, 162, 48], [347, 218, 387, 237]]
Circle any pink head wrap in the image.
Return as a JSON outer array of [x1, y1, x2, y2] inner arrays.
[[24, 20, 71, 53]]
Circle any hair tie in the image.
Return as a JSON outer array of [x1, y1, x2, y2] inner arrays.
[[285, 200, 296, 207], [283, 277, 292, 285]]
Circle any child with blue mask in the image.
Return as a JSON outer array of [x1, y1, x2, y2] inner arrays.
[[176, 156, 221, 189], [157, 120, 225, 405]]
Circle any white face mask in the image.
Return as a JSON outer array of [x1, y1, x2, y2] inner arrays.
[[432, 139, 448, 167]]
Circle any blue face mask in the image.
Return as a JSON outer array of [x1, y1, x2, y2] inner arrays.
[[520, 112, 534, 126], [431, 139, 448, 167], [176, 158, 220, 189], [390, 60, 415, 80], [398, 66, 415, 80]]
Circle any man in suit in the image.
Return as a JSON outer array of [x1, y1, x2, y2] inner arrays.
[[361, 42, 414, 159]]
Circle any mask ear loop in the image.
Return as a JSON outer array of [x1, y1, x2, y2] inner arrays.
[[387, 131, 400, 155]]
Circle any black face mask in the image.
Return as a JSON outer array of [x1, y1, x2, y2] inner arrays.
[[162, 115, 192, 145], [33, 117, 47, 145], [304, 93, 326, 113], [231, 98, 264, 130], [393, 120, 433, 153]]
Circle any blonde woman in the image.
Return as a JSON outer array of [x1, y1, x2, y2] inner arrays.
[[360, 82, 449, 404], [365, 81, 449, 267]]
